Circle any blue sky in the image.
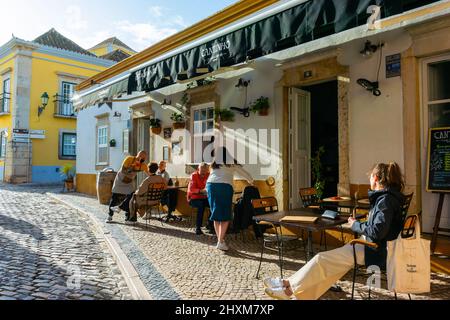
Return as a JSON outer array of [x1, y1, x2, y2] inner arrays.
[[1, 0, 237, 52]]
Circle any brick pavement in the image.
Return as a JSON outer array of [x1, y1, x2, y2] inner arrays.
[[49, 190, 450, 301], [0, 184, 132, 300]]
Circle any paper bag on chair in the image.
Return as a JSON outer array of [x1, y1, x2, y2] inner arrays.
[[387, 218, 431, 294]]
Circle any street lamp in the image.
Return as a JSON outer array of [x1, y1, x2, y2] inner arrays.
[[38, 92, 49, 117]]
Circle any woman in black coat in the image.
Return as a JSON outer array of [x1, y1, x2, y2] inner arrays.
[[264, 162, 406, 300]]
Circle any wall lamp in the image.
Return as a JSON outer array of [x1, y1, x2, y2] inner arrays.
[[161, 98, 172, 110], [37, 92, 49, 117], [357, 79, 381, 96], [235, 78, 250, 89], [360, 41, 384, 58]]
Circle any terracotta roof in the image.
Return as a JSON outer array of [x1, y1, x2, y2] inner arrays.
[[100, 49, 131, 62], [33, 28, 95, 56], [90, 37, 136, 53]]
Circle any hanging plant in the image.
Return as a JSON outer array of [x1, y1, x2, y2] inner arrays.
[[250, 96, 270, 116], [149, 118, 162, 134], [109, 139, 117, 147], [214, 108, 235, 122], [170, 112, 186, 129]]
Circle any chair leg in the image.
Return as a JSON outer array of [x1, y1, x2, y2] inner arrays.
[[368, 285, 371, 300], [408, 294, 412, 300], [324, 231, 327, 251], [276, 226, 284, 279], [394, 292, 398, 300], [351, 246, 358, 300], [256, 238, 265, 279]]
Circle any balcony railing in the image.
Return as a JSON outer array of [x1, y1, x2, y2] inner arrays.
[[0, 93, 10, 114], [53, 94, 77, 117]]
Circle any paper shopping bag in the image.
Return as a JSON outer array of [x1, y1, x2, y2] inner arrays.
[[387, 217, 431, 294]]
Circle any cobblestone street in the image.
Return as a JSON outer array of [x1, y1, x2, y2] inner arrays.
[[0, 184, 132, 300], [48, 188, 450, 301]]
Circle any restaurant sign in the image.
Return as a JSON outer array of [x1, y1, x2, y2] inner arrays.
[[426, 127, 450, 193]]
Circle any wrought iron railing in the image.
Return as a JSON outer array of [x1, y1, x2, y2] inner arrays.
[[0, 93, 10, 113], [53, 94, 77, 117]]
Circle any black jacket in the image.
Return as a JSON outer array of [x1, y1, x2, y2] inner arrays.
[[232, 186, 261, 233], [351, 188, 405, 269]]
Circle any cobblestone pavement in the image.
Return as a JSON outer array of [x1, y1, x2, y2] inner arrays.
[[0, 184, 132, 300], [50, 190, 450, 301]]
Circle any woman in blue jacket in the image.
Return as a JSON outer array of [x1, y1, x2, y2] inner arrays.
[[264, 162, 406, 300]]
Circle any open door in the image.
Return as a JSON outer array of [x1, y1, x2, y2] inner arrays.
[[136, 118, 150, 186], [289, 88, 311, 209]]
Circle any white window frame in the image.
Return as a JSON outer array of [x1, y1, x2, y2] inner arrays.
[[190, 102, 215, 163], [123, 129, 129, 154], [0, 130, 7, 158], [1, 77, 11, 114], [59, 81, 76, 117], [97, 125, 109, 165]]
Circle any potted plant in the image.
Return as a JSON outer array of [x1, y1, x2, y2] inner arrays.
[[311, 146, 326, 200], [170, 112, 186, 129], [250, 96, 270, 116], [214, 108, 235, 122], [149, 118, 162, 134], [109, 139, 117, 147], [61, 163, 76, 192]]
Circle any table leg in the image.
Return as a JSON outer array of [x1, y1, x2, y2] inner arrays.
[[307, 231, 313, 262]]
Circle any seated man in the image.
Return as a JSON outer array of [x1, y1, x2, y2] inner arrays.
[[127, 162, 167, 225], [157, 161, 179, 222], [187, 162, 212, 235]]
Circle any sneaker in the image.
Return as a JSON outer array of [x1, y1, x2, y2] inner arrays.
[[196, 229, 204, 236], [265, 287, 292, 300], [216, 241, 229, 251], [110, 206, 121, 213], [125, 220, 137, 225], [105, 216, 113, 223], [263, 277, 284, 289], [143, 212, 152, 220]]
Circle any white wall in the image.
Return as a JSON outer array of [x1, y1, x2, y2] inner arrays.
[[338, 31, 412, 184], [149, 64, 284, 181], [76, 97, 148, 175]]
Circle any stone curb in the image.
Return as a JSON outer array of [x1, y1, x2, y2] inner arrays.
[[47, 193, 152, 300]]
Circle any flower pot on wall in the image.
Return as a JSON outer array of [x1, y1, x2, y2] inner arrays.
[[151, 127, 162, 135], [64, 180, 74, 192], [258, 108, 269, 116], [173, 122, 186, 130]]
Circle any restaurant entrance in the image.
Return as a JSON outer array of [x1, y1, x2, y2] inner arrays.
[[303, 81, 339, 199]]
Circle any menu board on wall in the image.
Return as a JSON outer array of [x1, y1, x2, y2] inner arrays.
[[426, 127, 450, 193]]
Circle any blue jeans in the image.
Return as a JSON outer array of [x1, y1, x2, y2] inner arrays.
[[189, 199, 210, 230]]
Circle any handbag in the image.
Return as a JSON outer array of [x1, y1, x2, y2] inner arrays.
[[387, 216, 431, 294]]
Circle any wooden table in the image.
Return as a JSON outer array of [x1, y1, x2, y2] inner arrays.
[[321, 197, 370, 218], [253, 208, 349, 263]]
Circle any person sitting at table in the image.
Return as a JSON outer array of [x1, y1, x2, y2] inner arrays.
[[188, 162, 211, 235], [157, 161, 180, 222], [264, 162, 406, 300], [207, 147, 254, 251], [127, 162, 167, 225]]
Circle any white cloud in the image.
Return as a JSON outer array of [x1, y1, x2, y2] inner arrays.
[[65, 5, 88, 31], [115, 20, 179, 49]]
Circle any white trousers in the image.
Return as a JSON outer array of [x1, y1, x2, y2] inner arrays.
[[288, 244, 365, 300]]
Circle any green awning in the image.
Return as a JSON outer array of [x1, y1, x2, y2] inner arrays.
[[73, 77, 129, 110]]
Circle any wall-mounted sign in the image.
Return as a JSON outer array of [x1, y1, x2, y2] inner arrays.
[[426, 127, 450, 193], [30, 130, 46, 139], [386, 54, 401, 78]]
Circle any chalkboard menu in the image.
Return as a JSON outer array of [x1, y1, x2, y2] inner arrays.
[[426, 127, 450, 193]]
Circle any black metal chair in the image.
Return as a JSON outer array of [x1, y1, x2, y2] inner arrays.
[[131, 183, 166, 228], [252, 197, 303, 279]]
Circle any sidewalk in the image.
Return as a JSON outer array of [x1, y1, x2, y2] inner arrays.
[[50, 191, 450, 300]]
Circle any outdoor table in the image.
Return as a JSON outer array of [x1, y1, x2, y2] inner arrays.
[[321, 197, 370, 218], [253, 208, 349, 262]]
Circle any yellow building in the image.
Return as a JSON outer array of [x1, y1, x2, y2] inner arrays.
[[88, 37, 136, 62], [0, 29, 132, 183]]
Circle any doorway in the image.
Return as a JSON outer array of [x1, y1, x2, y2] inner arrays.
[[288, 80, 339, 208], [303, 81, 339, 199], [136, 118, 150, 185]]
